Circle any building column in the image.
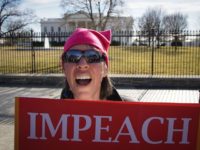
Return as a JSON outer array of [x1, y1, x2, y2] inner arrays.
[[75, 21, 78, 28], [85, 21, 88, 28]]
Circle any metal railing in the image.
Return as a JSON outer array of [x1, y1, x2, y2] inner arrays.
[[0, 31, 200, 77]]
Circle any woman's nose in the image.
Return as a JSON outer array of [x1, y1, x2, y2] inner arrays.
[[76, 57, 89, 70]]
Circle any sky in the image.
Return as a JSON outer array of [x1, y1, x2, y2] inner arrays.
[[21, 0, 200, 32]]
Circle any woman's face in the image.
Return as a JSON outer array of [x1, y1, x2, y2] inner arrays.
[[63, 45, 108, 100]]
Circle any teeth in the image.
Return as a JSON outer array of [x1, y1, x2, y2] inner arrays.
[[76, 75, 91, 80]]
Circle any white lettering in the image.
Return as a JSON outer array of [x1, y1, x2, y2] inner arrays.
[[113, 116, 139, 143], [142, 117, 164, 144], [92, 115, 112, 142], [165, 118, 191, 144], [27, 112, 39, 139], [71, 115, 92, 142], [40, 113, 70, 141], [26, 112, 192, 145]]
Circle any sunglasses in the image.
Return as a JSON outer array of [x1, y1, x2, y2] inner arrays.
[[62, 49, 105, 64]]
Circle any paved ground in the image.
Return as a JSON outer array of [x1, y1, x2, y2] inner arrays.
[[0, 86, 199, 150]]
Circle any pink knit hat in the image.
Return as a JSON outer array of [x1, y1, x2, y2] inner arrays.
[[64, 28, 111, 66]]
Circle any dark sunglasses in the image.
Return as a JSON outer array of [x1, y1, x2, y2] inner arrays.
[[62, 49, 105, 64]]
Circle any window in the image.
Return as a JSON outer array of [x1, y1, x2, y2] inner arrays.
[[44, 27, 47, 33], [51, 26, 54, 32], [58, 27, 61, 32]]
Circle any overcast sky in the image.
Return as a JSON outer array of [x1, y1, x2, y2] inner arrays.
[[21, 0, 200, 32]]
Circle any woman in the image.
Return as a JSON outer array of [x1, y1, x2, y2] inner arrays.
[[61, 28, 123, 101]]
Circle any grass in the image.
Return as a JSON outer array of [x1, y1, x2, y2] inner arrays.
[[0, 46, 200, 75], [0, 46, 63, 73], [109, 46, 200, 75]]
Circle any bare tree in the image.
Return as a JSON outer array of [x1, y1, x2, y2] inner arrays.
[[138, 7, 165, 47], [163, 12, 188, 50], [0, 0, 36, 36], [162, 12, 188, 33], [60, 0, 124, 30]]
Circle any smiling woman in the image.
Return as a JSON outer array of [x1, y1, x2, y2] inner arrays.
[[61, 28, 123, 101]]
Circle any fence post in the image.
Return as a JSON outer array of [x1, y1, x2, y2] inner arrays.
[[31, 30, 36, 73], [151, 28, 155, 76]]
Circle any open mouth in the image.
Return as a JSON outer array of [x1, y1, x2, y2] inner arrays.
[[75, 76, 92, 86]]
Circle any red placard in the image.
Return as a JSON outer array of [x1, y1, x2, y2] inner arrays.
[[15, 97, 200, 150]]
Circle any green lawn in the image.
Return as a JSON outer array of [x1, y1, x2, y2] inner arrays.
[[0, 46, 200, 75], [109, 46, 200, 75]]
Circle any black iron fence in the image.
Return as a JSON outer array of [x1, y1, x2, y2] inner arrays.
[[0, 31, 200, 77]]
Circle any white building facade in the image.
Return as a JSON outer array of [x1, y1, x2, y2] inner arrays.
[[41, 12, 133, 32], [40, 12, 134, 44]]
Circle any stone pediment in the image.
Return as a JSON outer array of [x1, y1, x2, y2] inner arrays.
[[69, 13, 88, 19], [65, 11, 89, 19]]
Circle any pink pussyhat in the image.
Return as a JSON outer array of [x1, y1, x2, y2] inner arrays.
[[64, 28, 111, 66]]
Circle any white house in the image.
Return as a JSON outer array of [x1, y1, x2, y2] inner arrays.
[[40, 11, 134, 44], [41, 12, 133, 32]]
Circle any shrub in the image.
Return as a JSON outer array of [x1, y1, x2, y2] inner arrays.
[[139, 42, 147, 46], [32, 41, 44, 47], [160, 43, 166, 46], [50, 41, 65, 46], [171, 40, 182, 47], [111, 40, 121, 46]]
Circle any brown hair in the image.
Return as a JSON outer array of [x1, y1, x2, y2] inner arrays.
[[100, 76, 113, 99]]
